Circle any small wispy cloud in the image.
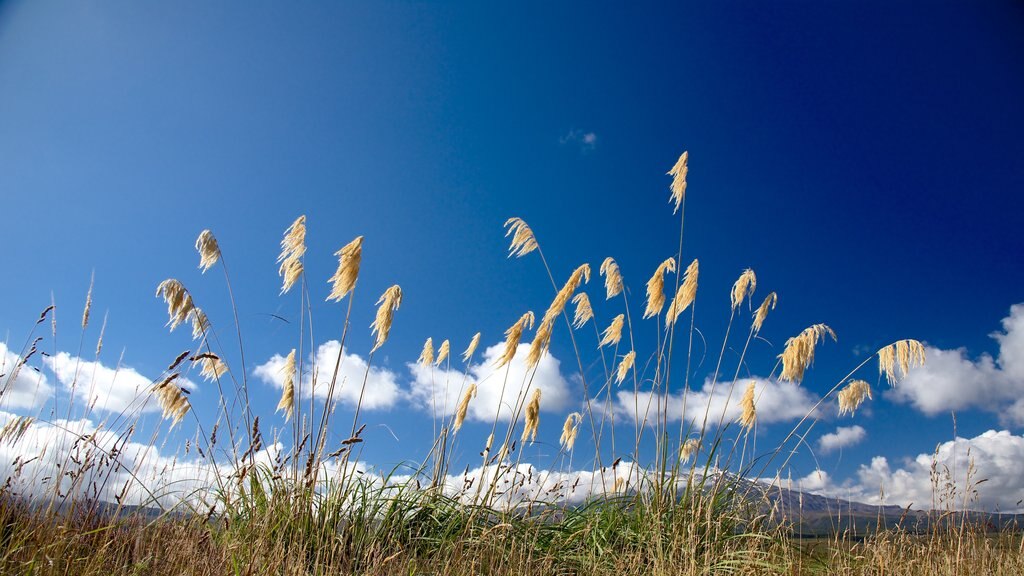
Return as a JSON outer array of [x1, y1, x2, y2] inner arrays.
[[560, 129, 598, 152], [818, 425, 866, 454]]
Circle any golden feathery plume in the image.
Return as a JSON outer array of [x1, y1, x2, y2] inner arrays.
[[370, 285, 403, 353], [277, 215, 306, 294], [616, 350, 636, 384], [418, 337, 435, 367], [877, 339, 926, 386], [599, 257, 624, 299], [571, 293, 594, 329], [156, 279, 196, 332], [199, 355, 228, 381], [82, 273, 94, 330], [154, 375, 189, 427], [521, 388, 542, 443], [190, 308, 210, 341], [666, 258, 699, 327], [837, 379, 872, 416], [599, 314, 625, 348], [95, 312, 107, 357], [496, 311, 534, 368], [195, 229, 221, 273], [752, 292, 778, 335], [613, 477, 625, 493], [504, 217, 538, 258], [326, 236, 363, 302], [559, 412, 582, 451], [738, 381, 756, 430], [667, 150, 688, 214], [643, 258, 676, 319], [526, 321, 553, 370], [435, 339, 450, 366], [276, 349, 297, 422], [528, 264, 592, 369], [679, 438, 700, 463], [779, 324, 836, 382], [730, 268, 757, 311], [462, 332, 481, 363], [453, 383, 477, 432]]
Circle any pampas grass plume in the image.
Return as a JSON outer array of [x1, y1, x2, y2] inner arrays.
[[643, 258, 676, 319], [878, 339, 926, 386], [739, 381, 756, 430], [195, 230, 221, 274], [463, 332, 481, 363], [666, 258, 699, 327], [522, 388, 542, 443], [370, 285, 403, 353], [156, 279, 196, 332], [559, 412, 582, 451], [599, 257, 624, 299], [779, 323, 836, 382], [82, 273, 94, 330], [277, 216, 307, 294], [435, 339, 450, 367], [599, 314, 625, 348], [752, 292, 778, 335], [667, 150, 688, 214], [504, 217, 538, 258], [453, 383, 476, 432], [571, 293, 594, 329], [276, 349, 297, 421], [616, 350, 636, 384], [837, 379, 872, 416], [418, 337, 435, 367], [730, 268, 757, 311], [497, 311, 534, 368], [326, 236, 363, 302]]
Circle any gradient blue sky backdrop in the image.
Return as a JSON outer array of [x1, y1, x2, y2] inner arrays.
[[2, 1, 1023, 510]]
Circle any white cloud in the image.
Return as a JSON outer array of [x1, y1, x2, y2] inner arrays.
[[408, 342, 573, 422], [560, 129, 598, 151], [605, 376, 820, 430], [886, 304, 1024, 426], [789, 429, 1024, 512], [0, 342, 54, 410], [44, 351, 191, 414], [818, 425, 866, 454], [254, 340, 400, 411]]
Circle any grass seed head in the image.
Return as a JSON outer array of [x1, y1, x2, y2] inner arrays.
[[522, 388, 542, 443], [82, 273, 94, 330], [599, 257, 624, 299], [599, 314, 625, 348], [666, 258, 699, 327], [190, 308, 210, 341], [156, 279, 196, 332], [435, 339, 450, 366], [496, 311, 534, 368], [418, 337, 435, 367], [154, 375, 189, 427], [559, 412, 582, 451], [276, 349, 297, 421], [326, 236, 363, 302], [731, 268, 757, 311], [453, 383, 477, 432], [752, 292, 778, 335], [878, 339, 926, 386], [837, 379, 872, 416], [370, 285, 403, 353], [616, 350, 636, 384], [779, 323, 836, 382], [643, 258, 676, 319], [739, 381, 757, 430], [679, 438, 700, 463], [199, 355, 228, 381], [462, 332, 481, 363], [571, 292, 594, 329], [195, 229, 221, 273], [526, 320, 553, 370], [504, 217, 538, 258], [277, 216, 307, 294], [667, 150, 688, 214]]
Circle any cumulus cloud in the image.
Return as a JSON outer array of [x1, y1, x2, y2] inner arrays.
[[560, 129, 598, 151], [44, 351, 192, 414], [0, 343, 54, 410], [254, 340, 400, 410], [605, 377, 820, 430], [886, 304, 1024, 426], [408, 343, 573, 422], [789, 429, 1024, 512], [818, 425, 866, 454]]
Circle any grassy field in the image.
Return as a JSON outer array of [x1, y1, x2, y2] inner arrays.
[[1, 151, 1020, 575]]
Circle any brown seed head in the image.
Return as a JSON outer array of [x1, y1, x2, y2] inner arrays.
[[453, 383, 477, 432], [559, 412, 582, 451], [326, 236, 363, 302], [779, 324, 836, 382], [643, 258, 676, 319], [521, 388, 542, 443], [616, 350, 636, 384], [752, 292, 778, 335], [837, 379, 872, 416], [667, 150, 688, 214], [276, 349, 297, 421], [599, 257, 624, 299], [504, 217, 538, 258], [195, 230, 221, 273], [738, 381, 757, 430], [571, 293, 594, 329], [730, 268, 757, 311], [462, 332, 481, 363], [599, 314, 625, 348], [418, 337, 435, 367], [878, 339, 926, 386], [370, 285, 403, 353], [435, 339, 450, 366], [666, 258, 699, 327], [496, 311, 534, 368]]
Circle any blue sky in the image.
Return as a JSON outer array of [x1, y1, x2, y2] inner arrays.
[[2, 1, 1024, 510]]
